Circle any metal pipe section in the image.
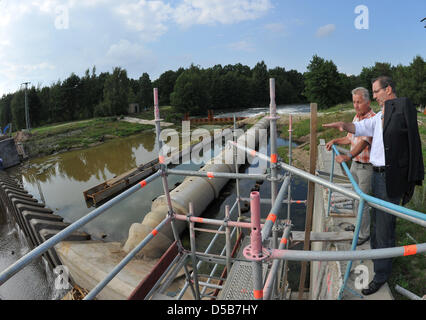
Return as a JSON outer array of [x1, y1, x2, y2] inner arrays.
[[249, 192, 264, 300], [338, 199, 366, 300], [167, 169, 269, 181], [0, 170, 162, 286], [240, 197, 306, 205], [233, 114, 243, 237], [395, 285, 422, 300], [269, 78, 279, 206], [153, 89, 182, 249], [261, 175, 292, 242], [84, 215, 172, 300], [269, 243, 426, 261], [225, 205, 232, 274], [188, 203, 201, 300], [287, 114, 293, 220], [174, 213, 261, 230], [331, 145, 426, 224], [326, 148, 335, 217], [263, 223, 292, 300]]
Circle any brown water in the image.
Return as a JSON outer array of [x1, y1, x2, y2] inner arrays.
[[9, 130, 198, 242]]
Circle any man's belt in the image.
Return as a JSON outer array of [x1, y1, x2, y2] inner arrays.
[[373, 166, 386, 173], [354, 161, 372, 166]]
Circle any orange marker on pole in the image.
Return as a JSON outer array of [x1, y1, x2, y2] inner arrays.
[[403, 245, 417, 256]]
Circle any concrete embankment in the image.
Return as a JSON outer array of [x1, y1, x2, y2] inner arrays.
[[0, 171, 90, 270], [55, 116, 270, 299]]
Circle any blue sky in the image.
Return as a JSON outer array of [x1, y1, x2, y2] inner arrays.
[[0, 0, 425, 96]]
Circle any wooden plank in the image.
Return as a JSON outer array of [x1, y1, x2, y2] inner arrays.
[[292, 231, 354, 242]]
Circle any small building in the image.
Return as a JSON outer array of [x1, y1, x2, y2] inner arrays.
[[128, 103, 141, 114]]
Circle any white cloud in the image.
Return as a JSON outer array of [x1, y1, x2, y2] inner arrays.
[[228, 40, 255, 52], [106, 39, 152, 61], [316, 24, 336, 38], [114, 1, 173, 41], [102, 39, 158, 78], [174, 0, 272, 27]]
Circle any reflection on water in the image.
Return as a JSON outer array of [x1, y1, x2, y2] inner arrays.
[[11, 130, 204, 242], [22, 130, 157, 184], [13, 130, 178, 242]]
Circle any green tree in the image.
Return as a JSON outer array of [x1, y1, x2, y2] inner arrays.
[[170, 65, 211, 115], [155, 69, 184, 106], [61, 73, 81, 121], [359, 62, 393, 94], [303, 55, 345, 109], [10, 90, 26, 130], [251, 61, 269, 107], [138, 73, 153, 110], [394, 55, 425, 108], [99, 67, 130, 116]]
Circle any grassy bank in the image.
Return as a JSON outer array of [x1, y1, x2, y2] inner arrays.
[[278, 102, 425, 300], [20, 117, 154, 158]]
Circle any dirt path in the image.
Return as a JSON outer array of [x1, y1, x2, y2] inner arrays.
[[121, 116, 174, 127]]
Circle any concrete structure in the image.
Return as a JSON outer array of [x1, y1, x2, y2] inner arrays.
[[128, 103, 140, 114], [0, 138, 20, 169]]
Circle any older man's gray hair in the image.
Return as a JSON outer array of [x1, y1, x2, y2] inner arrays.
[[351, 87, 370, 102]]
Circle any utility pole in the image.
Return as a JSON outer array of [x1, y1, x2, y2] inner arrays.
[[21, 82, 31, 131]]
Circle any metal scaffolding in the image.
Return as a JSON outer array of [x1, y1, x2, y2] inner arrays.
[[1, 79, 425, 301]]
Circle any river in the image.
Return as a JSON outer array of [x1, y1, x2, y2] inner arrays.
[[0, 104, 310, 299]]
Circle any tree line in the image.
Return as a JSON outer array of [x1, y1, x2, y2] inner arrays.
[[0, 55, 424, 131]]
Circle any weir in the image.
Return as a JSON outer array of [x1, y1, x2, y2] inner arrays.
[[0, 79, 425, 301]]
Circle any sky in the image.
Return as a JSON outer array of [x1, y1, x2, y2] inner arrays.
[[0, 0, 425, 96]]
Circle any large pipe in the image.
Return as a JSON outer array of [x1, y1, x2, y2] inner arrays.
[[123, 117, 271, 258]]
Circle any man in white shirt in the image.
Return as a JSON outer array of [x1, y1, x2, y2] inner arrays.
[[323, 76, 424, 296], [325, 87, 375, 245]]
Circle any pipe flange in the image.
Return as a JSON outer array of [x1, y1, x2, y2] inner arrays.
[[243, 245, 271, 262]]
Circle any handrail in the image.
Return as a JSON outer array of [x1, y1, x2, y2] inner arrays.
[[331, 145, 426, 222]]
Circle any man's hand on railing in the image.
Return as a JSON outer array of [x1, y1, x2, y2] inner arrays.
[[325, 139, 335, 151], [336, 154, 351, 164]]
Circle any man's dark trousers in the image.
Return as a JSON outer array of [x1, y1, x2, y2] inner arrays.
[[371, 171, 402, 283]]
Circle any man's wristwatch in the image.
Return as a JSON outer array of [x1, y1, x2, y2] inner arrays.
[[348, 153, 353, 160]]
